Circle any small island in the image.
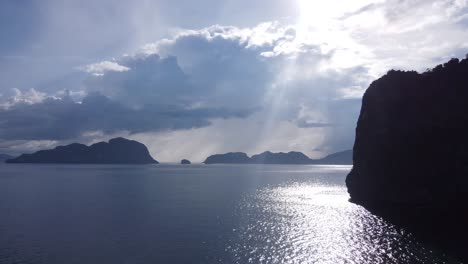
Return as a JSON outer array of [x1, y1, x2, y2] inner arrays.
[[203, 150, 352, 165], [6, 137, 158, 164], [181, 159, 191, 165]]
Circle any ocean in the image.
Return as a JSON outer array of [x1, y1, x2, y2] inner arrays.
[[0, 164, 460, 264]]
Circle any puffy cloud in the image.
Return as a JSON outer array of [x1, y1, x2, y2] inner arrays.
[[0, 88, 47, 109], [83, 22, 365, 119]]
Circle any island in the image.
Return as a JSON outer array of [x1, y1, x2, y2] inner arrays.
[[203, 150, 352, 164], [6, 137, 158, 164], [250, 151, 312, 164], [346, 57, 468, 261], [204, 152, 251, 164], [181, 159, 191, 165], [314, 150, 352, 165]]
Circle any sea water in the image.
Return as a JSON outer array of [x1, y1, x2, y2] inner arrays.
[[0, 164, 460, 263]]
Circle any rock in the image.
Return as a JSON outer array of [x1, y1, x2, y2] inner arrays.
[[6, 137, 158, 164], [181, 159, 191, 165], [346, 57, 468, 261]]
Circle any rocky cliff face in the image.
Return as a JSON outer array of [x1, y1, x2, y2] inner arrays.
[[346, 57, 468, 260], [347, 57, 468, 206], [7, 137, 158, 164]]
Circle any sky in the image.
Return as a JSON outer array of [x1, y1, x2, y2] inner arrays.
[[0, 0, 468, 162]]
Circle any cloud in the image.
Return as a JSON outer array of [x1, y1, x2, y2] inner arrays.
[[82, 22, 366, 116], [0, 88, 47, 109], [337, 0, 468, 74], [0, 0, 298, 93], [83, 61, 130, 76], [0, 139, 59, 156], [296, 121, 335, 128], [83, 55, 191, 108], [0, 92, 254, 141]]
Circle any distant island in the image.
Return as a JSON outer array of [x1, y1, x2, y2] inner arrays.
[[204, 150, 352, 165], [6, 137, 158, 164], [346, 57, 468, 261], [204, 152, 251, 164], [181, 159, 191, 165], [0, 154, 13, 163]]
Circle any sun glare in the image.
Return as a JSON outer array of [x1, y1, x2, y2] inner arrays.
[[295, 0, 384, 70], [298, 0, 334, 26]]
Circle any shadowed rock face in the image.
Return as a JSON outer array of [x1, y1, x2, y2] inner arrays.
[[347, 57, 468, 205], [346, 57, 468, 261], [6, 137, 158, 164]]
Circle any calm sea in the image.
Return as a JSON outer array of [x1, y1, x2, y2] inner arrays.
[[0, 164, 461, 264]]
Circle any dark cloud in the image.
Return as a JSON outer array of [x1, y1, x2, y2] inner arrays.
[[156, 34, 273, 109], [84, 55, 192, 108], [0, 93, 255, 140]]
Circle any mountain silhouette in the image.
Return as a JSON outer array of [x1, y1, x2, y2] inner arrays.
[[346, 56, 468, 261], [204, 150, 352, 164], [6, 138, 158, 164], [310, 150, 353, 165], [204, 152, 251, 164], [250, 151, 312, 164]]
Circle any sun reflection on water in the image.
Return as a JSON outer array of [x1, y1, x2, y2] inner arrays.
[[227, 182, 460, 264]]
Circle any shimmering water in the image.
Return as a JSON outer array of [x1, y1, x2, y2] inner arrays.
[[0, 164, 460, 264]]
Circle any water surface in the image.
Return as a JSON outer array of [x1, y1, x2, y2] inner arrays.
[[0, 164, 460, 263]]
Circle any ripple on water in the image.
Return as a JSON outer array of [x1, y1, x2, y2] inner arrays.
[[227, 183, 461, 264]]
